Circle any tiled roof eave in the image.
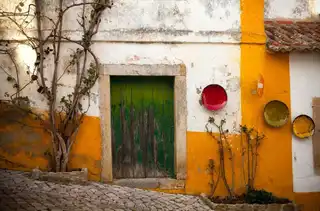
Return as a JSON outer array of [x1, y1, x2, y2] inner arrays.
[[265, 20, 320, 53]]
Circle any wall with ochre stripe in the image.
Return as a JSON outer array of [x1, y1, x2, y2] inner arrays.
[[243, 0, 320, 210], [0, 0, 319, 209]]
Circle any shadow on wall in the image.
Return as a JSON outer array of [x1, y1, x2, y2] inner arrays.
[[0, 102, 51, 171], [0, 103, 102, 181]]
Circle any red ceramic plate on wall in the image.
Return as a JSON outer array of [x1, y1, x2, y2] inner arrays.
[[201, 84, 228, 111]]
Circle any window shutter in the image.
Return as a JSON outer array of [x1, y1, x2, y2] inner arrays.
[[312, 98, 320, 175]]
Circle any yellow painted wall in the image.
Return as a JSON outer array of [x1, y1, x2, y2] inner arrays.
[[240, 46, 292, 198], [0, 105, 298, 199], [67, 116, 102, 181], [1, 0, 319, 209], [241, 0, 320, 210], [184, 0, 294, 199], [185, 130, 292, 198], [0, 110, 102, 181], [186, 132, 245, 196]]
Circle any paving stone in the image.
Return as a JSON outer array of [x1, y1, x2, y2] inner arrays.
[[0, 169, 213, 211], [126, 201, 135, 208]]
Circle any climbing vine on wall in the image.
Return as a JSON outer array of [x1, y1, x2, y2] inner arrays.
[[0, 0, 113, 172], [206, 117, 235, 197], [239, 125, 265, 192], [206, 117, 265, 198]]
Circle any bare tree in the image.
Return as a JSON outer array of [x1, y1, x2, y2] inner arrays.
[[0, 0, 112, 172]]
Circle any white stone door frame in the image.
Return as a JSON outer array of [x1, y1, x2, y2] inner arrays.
[[99, 64, 187, 186]]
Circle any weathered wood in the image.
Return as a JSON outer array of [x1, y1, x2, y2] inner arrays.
[[313, 98, 320, 175], [129, 89, 135, 177], [110, 76, 174, 179]]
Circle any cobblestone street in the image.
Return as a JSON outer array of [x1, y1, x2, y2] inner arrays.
[[0, 169, 212, 211]]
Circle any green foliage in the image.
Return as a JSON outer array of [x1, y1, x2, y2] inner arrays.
[[60, 94, 73, 112], [210, 188, 292, 204], [79, 63, 98, 95], [244, 189, 291, 204]]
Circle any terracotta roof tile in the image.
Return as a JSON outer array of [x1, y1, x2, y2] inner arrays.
[[265, 20, 320, 52]]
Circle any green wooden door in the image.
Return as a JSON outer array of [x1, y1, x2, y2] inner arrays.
[[110, 76, 175, 179]]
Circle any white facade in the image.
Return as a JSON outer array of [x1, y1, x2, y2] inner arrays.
[[290, 53, 320, 193], [92, 43, 241, 132], [0, 0, 241, 134], [0, 0, 319, 193], [264, 0, 314, 19]]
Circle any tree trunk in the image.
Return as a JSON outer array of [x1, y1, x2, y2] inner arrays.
[[55, 150, 62, 172], [54, 145, 69, 172], [60, 153, 68, 172]]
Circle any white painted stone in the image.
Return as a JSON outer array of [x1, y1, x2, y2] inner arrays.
[[0, 0, 241, 133], [0, 0, 240, 43], [92, 43, 241, 133], [0, 0, 316, 193], [264, 0, 311, 19], [0, 43, 241, 134], [290, 52, 320, 192], [0, 42, 100, 117]]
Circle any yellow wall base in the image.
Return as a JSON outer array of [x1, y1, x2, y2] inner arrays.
[[0, 110, 319, 210]]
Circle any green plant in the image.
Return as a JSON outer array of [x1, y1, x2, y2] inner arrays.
[[244, 189, 291, 204]]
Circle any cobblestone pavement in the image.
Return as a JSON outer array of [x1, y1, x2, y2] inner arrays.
[[0, 169, 212, 211]]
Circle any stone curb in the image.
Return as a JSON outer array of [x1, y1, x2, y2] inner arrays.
[[198, 193, 301, 211], [199, 193, 216, 210], [30, 168, 88, 184]]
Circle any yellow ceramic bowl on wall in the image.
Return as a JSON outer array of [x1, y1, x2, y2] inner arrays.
[[264, 100, 290, 128], [292, 115, 315, 139]]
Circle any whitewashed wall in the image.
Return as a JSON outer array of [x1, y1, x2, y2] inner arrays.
[[264, 0, 312, 19], [1, 0, 318, 192], [0, 43, 100, 116], [92, 43, 241, 133], [0, 0, 241, 133], [290, 52, 320, 193], [0, 43, 241, 133], [0, 0, 241, 43]]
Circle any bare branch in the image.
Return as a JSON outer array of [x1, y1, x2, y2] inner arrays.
[[0, 0, 111, 172], [7, 50, 20, 97], [61, 1, 112, 16], [10, 80, 32, 98], [35, 0, 49, 98], [0, 4, 36, 17]]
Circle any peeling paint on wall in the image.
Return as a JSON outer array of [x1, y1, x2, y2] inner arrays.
[[264, 0, 311, 19], [200, 0, 232, 18], [92, 43, 241, 133], [0, 0, 241, 43], [1, 43, 241, 133]]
